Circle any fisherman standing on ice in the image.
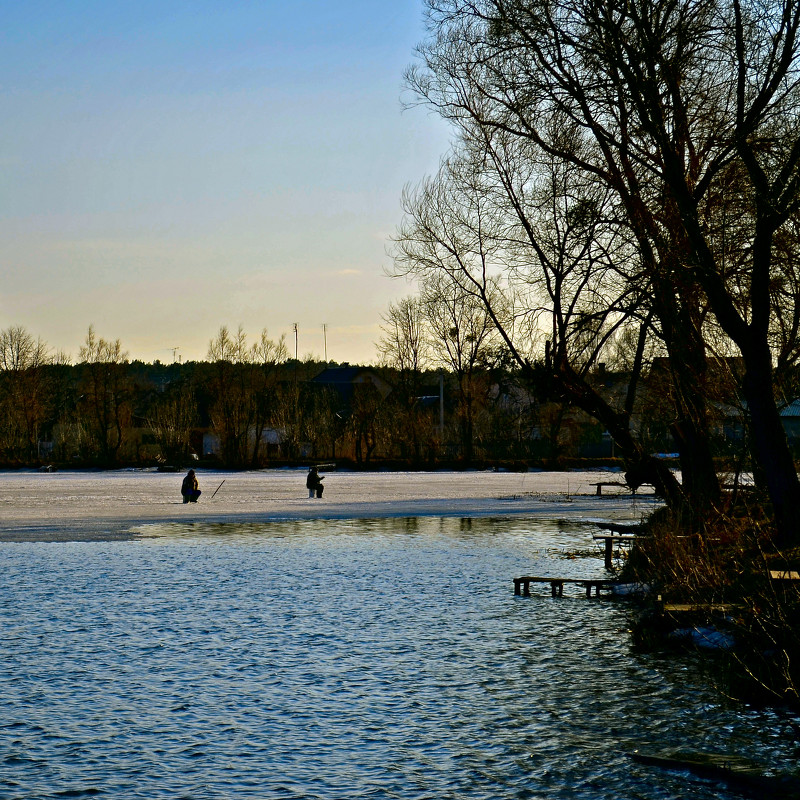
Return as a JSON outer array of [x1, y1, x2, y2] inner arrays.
[[181, 469, 201, 503], [306, 467, 324, 498]]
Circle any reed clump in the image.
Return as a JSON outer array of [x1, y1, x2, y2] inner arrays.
[[621, 500, 800, 707]]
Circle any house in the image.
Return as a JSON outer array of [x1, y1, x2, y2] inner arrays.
[[780, 399, 800, 449], [310, 365, 392, 405], [202, 427, 286, 459]]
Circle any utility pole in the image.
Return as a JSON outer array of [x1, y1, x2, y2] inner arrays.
[[292, 323, 299, 444], [322, 323, 328, 362], [439, 370, 445, 437]]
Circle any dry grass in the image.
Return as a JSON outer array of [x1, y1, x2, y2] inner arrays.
[[622, 501, 800, 706]]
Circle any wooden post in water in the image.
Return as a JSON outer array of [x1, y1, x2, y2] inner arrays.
[[604, 537, 613, 570]]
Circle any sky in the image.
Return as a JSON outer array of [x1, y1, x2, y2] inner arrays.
[[0, 1, 452, 365]]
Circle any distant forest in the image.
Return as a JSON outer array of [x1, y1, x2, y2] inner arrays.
[[0, 323, 695, 471]]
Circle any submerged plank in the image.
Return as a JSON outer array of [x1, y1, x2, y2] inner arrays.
[[630, 749, 800, 797]]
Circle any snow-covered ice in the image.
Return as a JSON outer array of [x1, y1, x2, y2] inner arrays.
[[0, 467, 659, 541]]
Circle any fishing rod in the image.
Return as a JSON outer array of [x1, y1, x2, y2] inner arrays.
[[210, 479, 226, 499]]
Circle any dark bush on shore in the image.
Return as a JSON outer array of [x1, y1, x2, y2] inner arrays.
[[621, 501, 800, 707]]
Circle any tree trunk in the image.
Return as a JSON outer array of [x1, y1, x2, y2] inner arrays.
[[545, 360, 689, 515], [663, 315, 721, 521], [740, 343, 800, 547]]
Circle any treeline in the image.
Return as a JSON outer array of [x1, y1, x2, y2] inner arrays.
[[0, 323, 640, 470]]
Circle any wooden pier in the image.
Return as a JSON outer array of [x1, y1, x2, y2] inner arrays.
[[513, 521, 643, 598], [660, 602, 738, 614], [594, 522, 643, 568], [591, 481, 653, 496], [513, 575, 616, 598], [769, 570, 800, 582], [592, 532, 637, 569]]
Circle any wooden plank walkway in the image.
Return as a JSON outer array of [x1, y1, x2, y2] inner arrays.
[[514, 575, 616, 598], [661, 603, 738, 613], [591, 482, 654, 496], [596, 522, 642, 534], [630, 748, 800, 795], [769, 570, 800, 581], [593, 522, 644, 567], [592, 532, 637, 568], [591, 481, 628, 495]]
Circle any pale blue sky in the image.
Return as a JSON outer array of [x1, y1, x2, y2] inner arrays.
[[1, 1, 450, 364]]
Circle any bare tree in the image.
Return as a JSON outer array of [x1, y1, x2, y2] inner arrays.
[[205, 325, 287, 467], [77, 325, 131, 466], [405, 0, 800, 539], [206, 325, 249, 465], [148, 381, 197, 466], [378, 297, 430, 378], [248, 329, 289, 466], [392, 144, 689, 506], [0, 325, 52, 463], [421, 272, 500, 462], [378, 297, 433, 463], [348, 380, 386, 464]]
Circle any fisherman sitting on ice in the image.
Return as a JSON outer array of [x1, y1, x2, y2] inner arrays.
[[181, 469, 201, 503], [306, 467, 324, 498]]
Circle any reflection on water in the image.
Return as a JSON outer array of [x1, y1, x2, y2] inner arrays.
[[1, 516, 798, 799]]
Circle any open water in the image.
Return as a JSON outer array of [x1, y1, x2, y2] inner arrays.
[[1, 516, 799, 799]]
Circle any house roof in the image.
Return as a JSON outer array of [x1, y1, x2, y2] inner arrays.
[[779, 399, 800, 418], [310, 365, 392, 402], [311, 366, 370, 384]]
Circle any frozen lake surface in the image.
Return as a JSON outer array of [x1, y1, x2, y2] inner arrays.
[[2, 471, 797, 799], [0, 468, 655, 541]]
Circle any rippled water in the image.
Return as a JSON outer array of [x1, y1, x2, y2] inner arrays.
[[2, 516, 799, 799]]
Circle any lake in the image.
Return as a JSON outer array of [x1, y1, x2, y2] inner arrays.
[[1, 516, 798, 799]]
